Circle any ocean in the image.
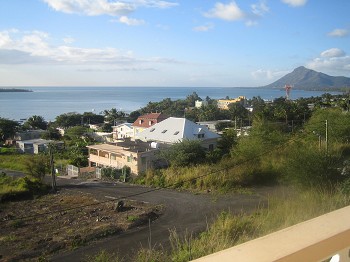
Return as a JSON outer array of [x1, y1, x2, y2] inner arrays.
[[0, 86, 341, 122]]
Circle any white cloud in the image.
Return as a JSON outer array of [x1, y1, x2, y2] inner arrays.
[[245, 20, 258, 27], [42, 0, 178, 16], [0, 31, 13, 48], [307, 48, 350, 74], [193, 23, 214, 32], [0, 29, 181, 66], [251, 1, 269, 16], [321, 48, 345, 58], [63, 37, 75, 44], [204, 1, 245, 21], [281, 0, 307, 7], [251, 69, 287, 81], [118, 16, 145, 26], [328, 28, 349, 38]]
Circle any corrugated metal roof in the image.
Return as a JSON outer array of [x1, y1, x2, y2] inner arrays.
[[135, 117, 220, 143]]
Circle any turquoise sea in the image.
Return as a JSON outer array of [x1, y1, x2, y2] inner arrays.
[[0, 86, 341, 121]]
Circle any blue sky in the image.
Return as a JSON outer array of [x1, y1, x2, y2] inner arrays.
[[0, 0, 349, 87]]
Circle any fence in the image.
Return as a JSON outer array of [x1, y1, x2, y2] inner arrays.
[[66, 165, 79, 177]]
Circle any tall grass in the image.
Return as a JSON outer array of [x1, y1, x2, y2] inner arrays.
[[0, 154, 30, 172], [0, 173, 47, 200], [134, 188, 350, 261]]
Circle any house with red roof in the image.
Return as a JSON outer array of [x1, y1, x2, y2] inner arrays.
[[132, 113, 168, 138]]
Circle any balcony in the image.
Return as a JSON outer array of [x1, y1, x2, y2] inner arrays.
[[192, 205, 350, 262]]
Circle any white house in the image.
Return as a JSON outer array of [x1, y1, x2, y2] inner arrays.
[[16, 139, 64, 154], [112, 123, 133, 140], [135, 117, 220, 150], [195, 100, 208, 108]]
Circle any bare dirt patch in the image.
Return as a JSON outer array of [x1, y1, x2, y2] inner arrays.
[[0, 189, 162, 261]]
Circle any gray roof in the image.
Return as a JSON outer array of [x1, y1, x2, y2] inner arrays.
[[135, 117, 220, 143], [17, 139, 61, 145]]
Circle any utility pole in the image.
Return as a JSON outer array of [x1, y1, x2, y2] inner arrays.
[[325, 120, 328, 155], [49, 144, 57, 192]]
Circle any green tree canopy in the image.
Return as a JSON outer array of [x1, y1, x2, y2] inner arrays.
[[23, 115, 47, 130], [103, 108, 126, 124], [55, 113, 83, 128], [158, 140, 206, 167], [0, 117, 19, 141], [304, 108, 350, 144], [65, 126, 90, 139]]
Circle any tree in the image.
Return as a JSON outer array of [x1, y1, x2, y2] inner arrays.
[[0, 117, 19, 141], [227, 103, 249, 122], [24, 155, 48, 181], [158, 140, 206, 167], [185, 92, 201, 107], [217, 128, 237, 155], [82, 112, 104, 125], [24, 115, 47, 130], [103, 108, 126, 124], [65, 126, 90, 139], [55, 113, 83, 128], [128, 111, 141, 123], [41, 127, 61, 140], [304, 108, 350, 144]]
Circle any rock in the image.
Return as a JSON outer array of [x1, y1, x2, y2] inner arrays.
[[114, 201, 124, 212]]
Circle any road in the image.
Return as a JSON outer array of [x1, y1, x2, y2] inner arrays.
[[49, 177, 272, 261]]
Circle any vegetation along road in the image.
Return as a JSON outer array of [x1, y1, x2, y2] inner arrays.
[[50, 177, 270, 261]]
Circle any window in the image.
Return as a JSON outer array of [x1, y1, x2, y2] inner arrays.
[[139, 119, 144, 124], [197, 134, 204, 138], [149, 120, 153, 125], [161, 130, 167, 133]]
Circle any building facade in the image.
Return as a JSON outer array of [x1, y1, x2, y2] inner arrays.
[[217, 96, 246, 110]]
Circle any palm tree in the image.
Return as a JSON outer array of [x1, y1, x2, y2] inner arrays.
[[103, 108, 126, 125], [24, 115, 47, 130]]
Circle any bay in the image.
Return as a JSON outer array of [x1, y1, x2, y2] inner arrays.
[[0, 86, 340, 122]]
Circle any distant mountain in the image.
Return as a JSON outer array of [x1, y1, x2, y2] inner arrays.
[[261, 66, 350, 90]]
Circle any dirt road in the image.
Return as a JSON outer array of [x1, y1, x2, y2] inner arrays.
[[50, 177, 270, 261]]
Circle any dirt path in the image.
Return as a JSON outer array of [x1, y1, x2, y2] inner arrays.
[[49, 178, 272, 261]]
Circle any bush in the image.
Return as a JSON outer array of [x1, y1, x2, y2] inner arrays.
[[284, 143, 343, 188], [0, 173, 48, 201]]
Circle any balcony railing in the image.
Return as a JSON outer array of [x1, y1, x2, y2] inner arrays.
[[192, 205, 350, 262]]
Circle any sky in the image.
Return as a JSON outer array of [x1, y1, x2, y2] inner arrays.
[[0, 0, 349, 87]]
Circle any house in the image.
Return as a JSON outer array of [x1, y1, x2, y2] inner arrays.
[[16, 139, 64, 154], [5, 129, 47, 146], [112, 123, 133, 140], [197, 120, 233, 133], [195, 100, 208, 108], [87, 140, 160, 175], [135, 117, 221, 151], [132, 113, 168, 138], [217, 96, 246, 110], [87, 117, 221, 175]]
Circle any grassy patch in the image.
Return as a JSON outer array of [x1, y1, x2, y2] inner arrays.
[[0, 173, 48, 201], [0, 154, 30, 172], [127, 215, 139, 222]]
